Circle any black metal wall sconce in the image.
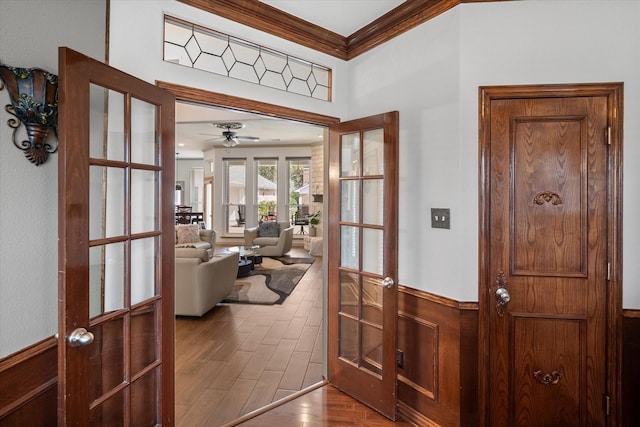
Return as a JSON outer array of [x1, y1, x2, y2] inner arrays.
[[0, 64, 58, 166]]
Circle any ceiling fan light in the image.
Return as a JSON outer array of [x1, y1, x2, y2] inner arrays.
[[222, 138, 239, 148]]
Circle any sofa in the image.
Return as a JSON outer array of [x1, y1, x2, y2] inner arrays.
[[174, 248, 239, 316], [175, 224, 216, 250], [244, 221, 294, 257]]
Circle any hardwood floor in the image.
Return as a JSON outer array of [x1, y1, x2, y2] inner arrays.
[[175, 247, 324, 426], [234, 384, 415, 426]]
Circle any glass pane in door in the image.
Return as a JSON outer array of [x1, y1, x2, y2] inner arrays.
[[131, 169, 157, 234], [362, 228, 383, 275], [131, 97, 158, 165], [88, 317, 125, 402], [90, 389, 125, 425], [87, 83, 161, 420], [340, 225, 359, 269], [131, 237, 158, 305], [340, 180, 359, 222], [363, 129, 384, 176], [89, 243, 125, 318], [362, 179, 383, 225], [89, 84, 124, 161], [341, 133, 360, 176], [89, 166, 125, 240], [337, 127, 387, 376], [131, 368, 159, 425]]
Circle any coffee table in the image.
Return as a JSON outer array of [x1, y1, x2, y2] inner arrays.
[[227, 245, 262, 277], [237, 259, 253, 277]]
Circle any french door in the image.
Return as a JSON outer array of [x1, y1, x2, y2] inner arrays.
[[58, 47, 176, 425], [328, 111, 399, 419]]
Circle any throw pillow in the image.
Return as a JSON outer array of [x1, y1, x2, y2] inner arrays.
[[176, 224, 200, 244], [258, 221, 280, 237]]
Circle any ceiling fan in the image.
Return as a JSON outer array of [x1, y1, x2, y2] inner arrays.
[[202, 122, 260, 147]]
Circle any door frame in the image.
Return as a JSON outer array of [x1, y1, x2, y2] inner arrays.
[[477, 82, 623, 426], [155, 80, 339, 412], [204, 176, 214, 229]]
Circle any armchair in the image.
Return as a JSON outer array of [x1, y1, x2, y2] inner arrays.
[[244, 221, 294, 257]]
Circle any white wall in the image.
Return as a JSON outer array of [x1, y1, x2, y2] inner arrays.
[[6, 1, 638, 358], [176, 158, 205, 208], [0, 1, 107, 357], [348, 0, 640, 307]]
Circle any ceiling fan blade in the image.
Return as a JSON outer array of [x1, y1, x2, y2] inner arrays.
[[235, 135, 260, 141]]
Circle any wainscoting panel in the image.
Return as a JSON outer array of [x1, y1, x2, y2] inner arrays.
[[397, 286, 478, 427], [622, 309, 640, 425], [0, 307, 638, 425], [0, 337, 57, 426]]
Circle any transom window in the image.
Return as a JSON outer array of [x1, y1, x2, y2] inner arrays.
[[163, 15, 332, 101]]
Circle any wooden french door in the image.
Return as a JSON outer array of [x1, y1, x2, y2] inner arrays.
[[327, 111, 399, 419], [58, 47, 176, 425], [480, 84, 622, 426]]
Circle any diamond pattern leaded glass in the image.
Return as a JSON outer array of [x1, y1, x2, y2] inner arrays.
[[163, 16, 332, 101]]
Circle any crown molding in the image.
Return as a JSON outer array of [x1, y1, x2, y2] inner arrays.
[[346, 0, 460, 60], [178, 0, 505, 60], [177, 0, 348, 59]]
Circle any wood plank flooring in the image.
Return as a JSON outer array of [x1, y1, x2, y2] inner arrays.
[[175, 248, 324, 426], [235, 384, 415, 426]]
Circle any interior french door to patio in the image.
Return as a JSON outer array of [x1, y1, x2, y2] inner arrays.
[[58, 47, 176, 425], [327, 111, 399, 420]]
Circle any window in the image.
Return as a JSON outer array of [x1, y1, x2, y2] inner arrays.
[[255, 158, 278, 222], [163, 16, 332, 101], [223, 159, 246, 233], [288, 158, 311, 234]]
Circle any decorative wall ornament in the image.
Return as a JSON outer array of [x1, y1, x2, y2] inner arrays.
[[0, 64, 59, 166], [533, 370, 563, 386], [533, 191, 563, 206]]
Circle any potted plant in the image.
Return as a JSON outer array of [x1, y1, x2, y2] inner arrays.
[[308, 211, 320, 236]]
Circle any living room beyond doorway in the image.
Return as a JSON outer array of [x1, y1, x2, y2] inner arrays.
[[174, 247, 323, 426]]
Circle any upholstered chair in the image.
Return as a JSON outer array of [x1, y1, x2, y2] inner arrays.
[[244, 221, 294, 257]]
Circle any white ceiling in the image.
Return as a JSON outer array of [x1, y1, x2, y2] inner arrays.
[[259, 0, 406, 36], [175, 1, 405, 159], [175, 103, 326, 158]]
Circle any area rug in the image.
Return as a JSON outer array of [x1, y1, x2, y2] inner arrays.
[[222, 255, 314, 305]]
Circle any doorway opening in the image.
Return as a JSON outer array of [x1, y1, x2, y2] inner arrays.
[[158, 82, 339, 424]]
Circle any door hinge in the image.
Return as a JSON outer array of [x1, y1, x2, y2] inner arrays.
[[396, 349, 404, 369], [606, 126, 612, 145], [607, 262, 611, 281], [604, 394, 611, 416]]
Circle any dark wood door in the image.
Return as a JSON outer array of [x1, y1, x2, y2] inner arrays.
[[327, 112, 399, 419], [57, 47, 176, 425], [480, 84, 622, 426]]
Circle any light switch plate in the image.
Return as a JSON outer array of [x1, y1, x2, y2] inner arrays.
[[431, 208, 450, 229]]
